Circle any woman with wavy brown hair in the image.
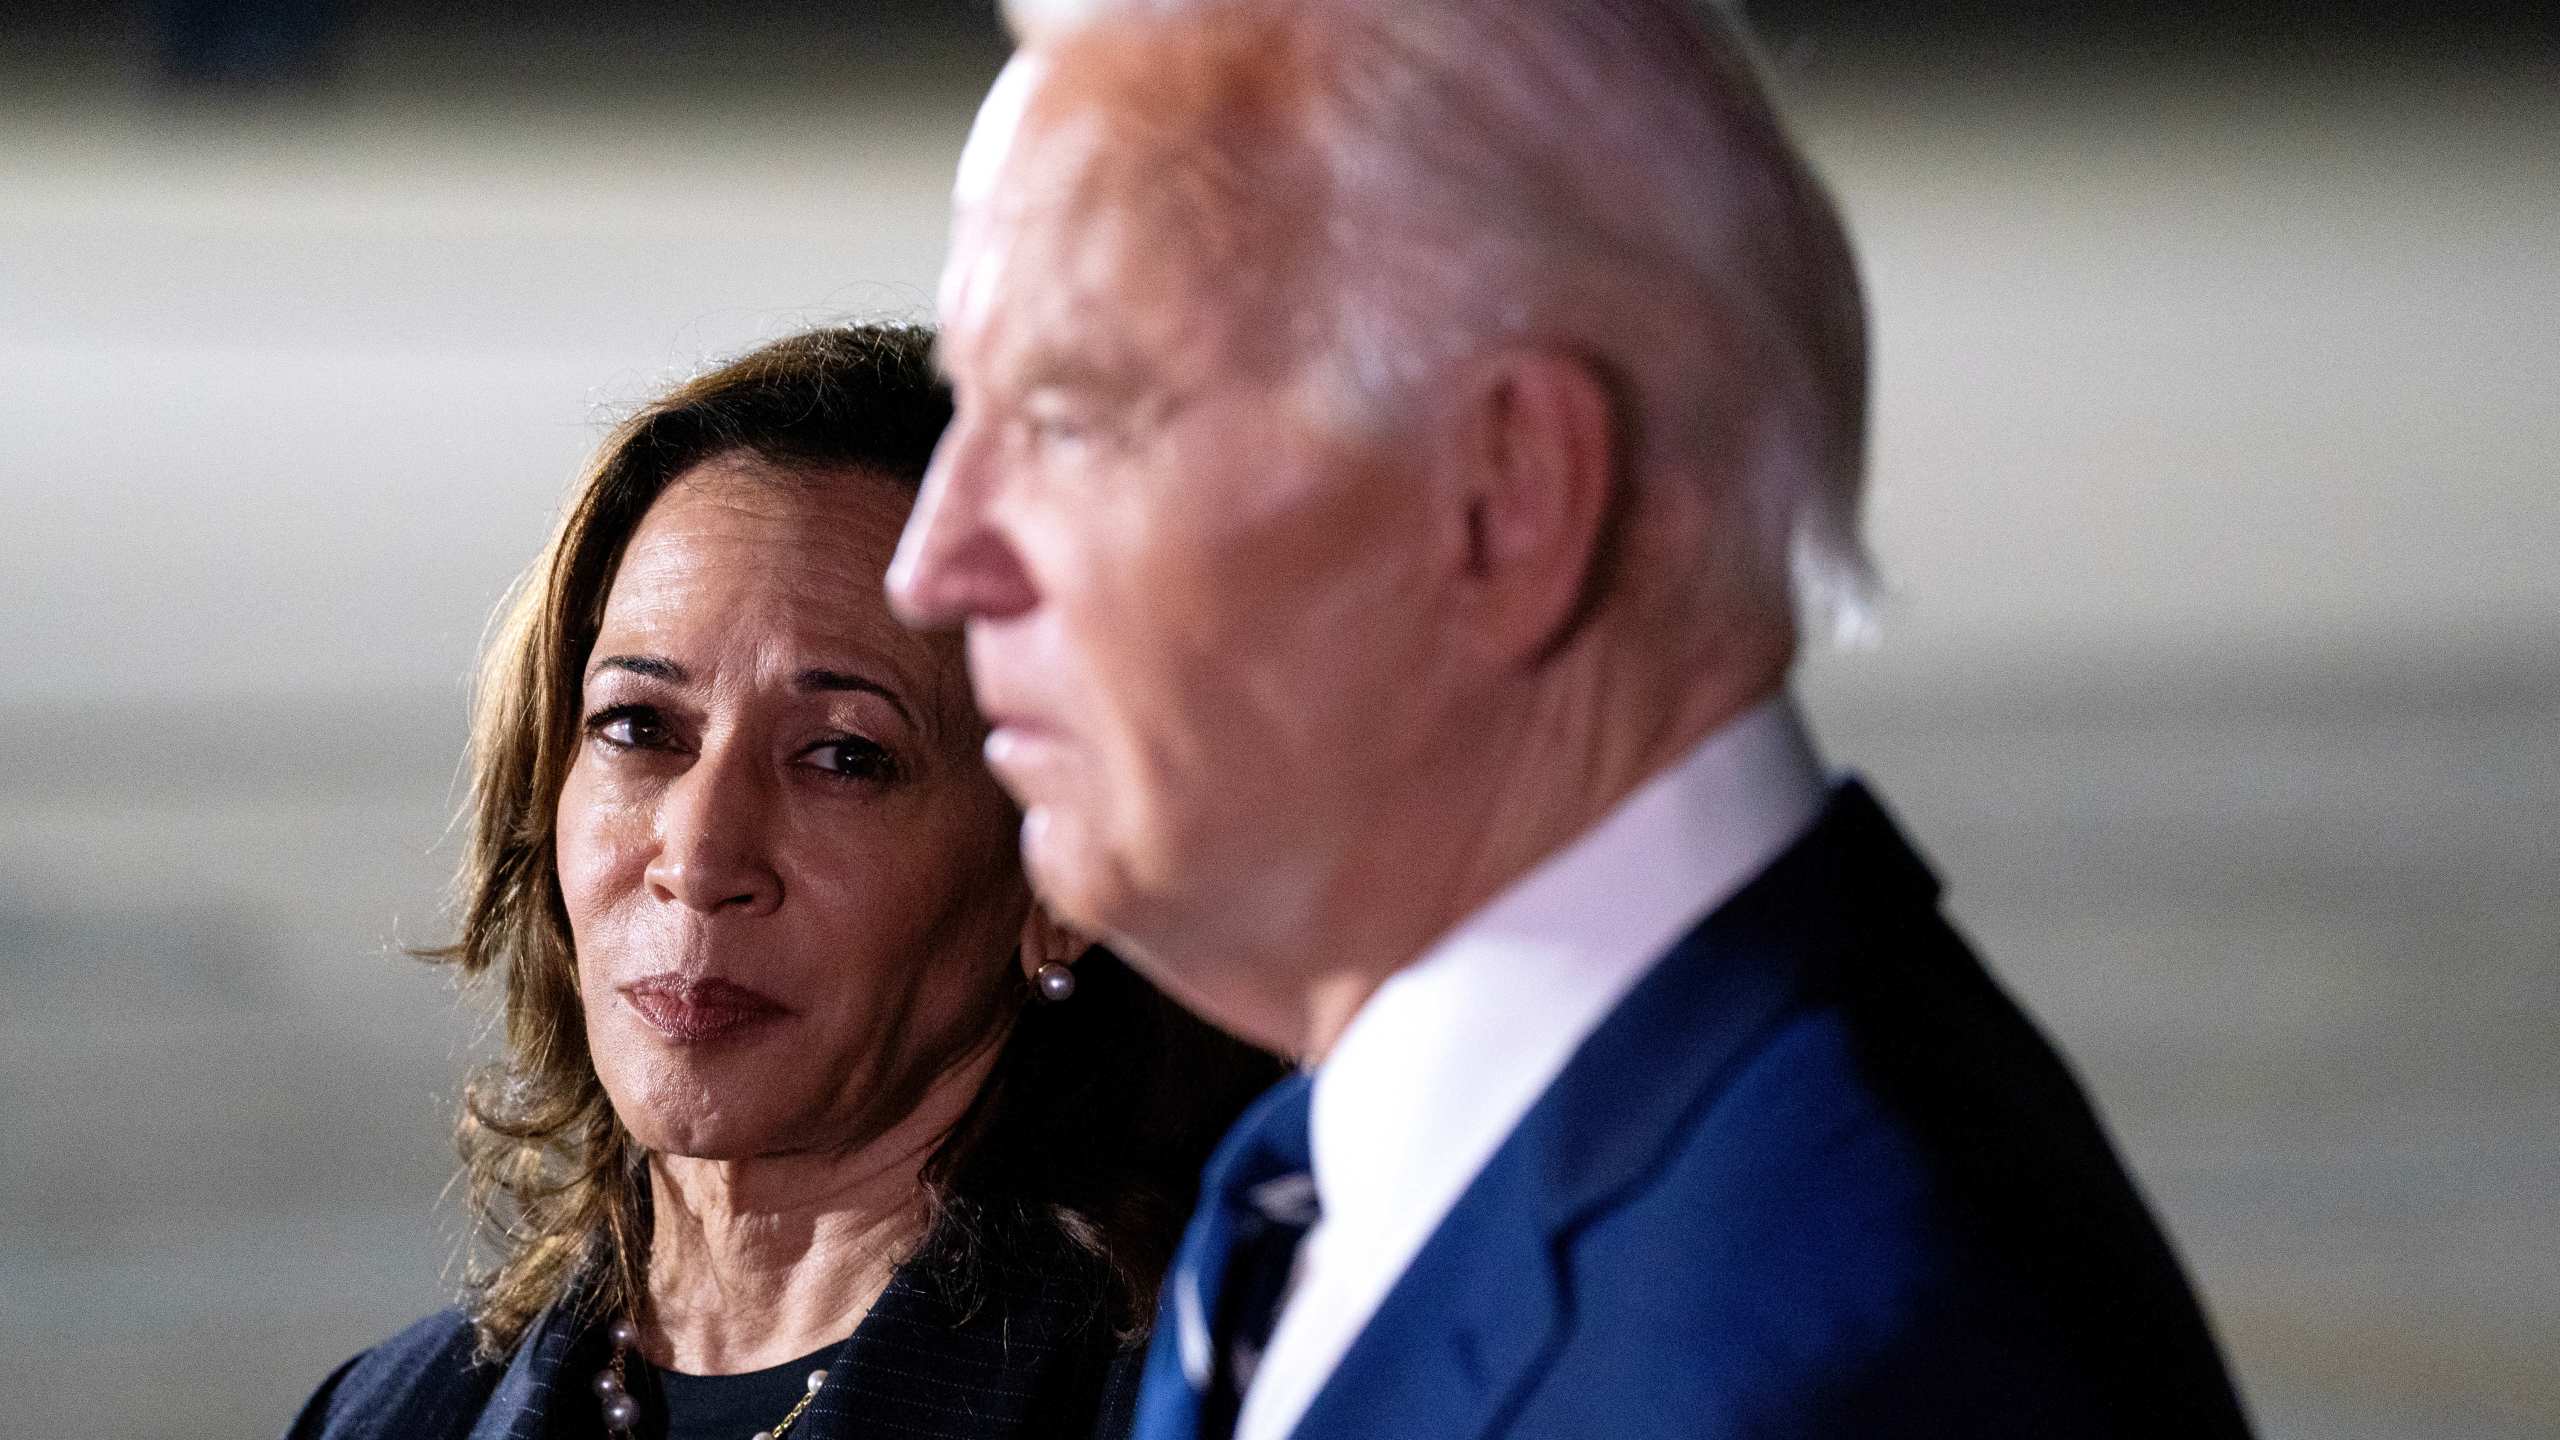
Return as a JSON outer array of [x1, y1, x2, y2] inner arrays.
[[287, 323, 1276, 1440]]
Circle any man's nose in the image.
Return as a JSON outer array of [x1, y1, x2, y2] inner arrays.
[[888, 420, 1039, 629], [643, 749, 782, 917]]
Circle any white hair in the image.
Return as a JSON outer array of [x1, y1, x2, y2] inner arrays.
[[1000, 0, 1879, 641]]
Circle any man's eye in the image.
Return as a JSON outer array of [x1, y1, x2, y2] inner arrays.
[[1018, 415, 1088, 451], [806, 738, 897, 783], [1018, 395, 1101, 450], [584, 704, 669, 750]]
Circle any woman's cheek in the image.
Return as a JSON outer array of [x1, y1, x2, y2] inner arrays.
[[558, 779, 649, 924]]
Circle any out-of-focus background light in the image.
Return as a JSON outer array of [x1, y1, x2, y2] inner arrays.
[[1, 3, 2553, 1437]]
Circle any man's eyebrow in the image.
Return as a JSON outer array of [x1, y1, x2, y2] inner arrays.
[[589, 654, 685, 683], [799, 668, 915, 727], [973, 333, 1159, 405], [1019, 353, 1147, 396]]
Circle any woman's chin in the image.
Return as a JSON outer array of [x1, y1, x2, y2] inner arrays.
[[618, 1106, 792, 1163], [600, 1064, 807, 1162]]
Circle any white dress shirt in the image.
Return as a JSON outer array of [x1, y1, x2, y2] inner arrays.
[[1230, 694, 1828, 1440]]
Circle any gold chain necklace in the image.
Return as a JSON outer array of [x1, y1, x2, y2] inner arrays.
[[591, 1318, 829, 1440]]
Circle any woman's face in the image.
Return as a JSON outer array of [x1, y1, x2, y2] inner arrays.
[[557, 456, 1032, 1162]]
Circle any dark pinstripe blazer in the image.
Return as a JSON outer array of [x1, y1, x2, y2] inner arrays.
[[286, 1240, 1142, 1440]]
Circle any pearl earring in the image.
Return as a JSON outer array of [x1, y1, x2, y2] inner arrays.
[[1034, 961, 1077, 1003]]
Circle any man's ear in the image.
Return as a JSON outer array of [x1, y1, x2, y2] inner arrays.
[[1454, 345, 1623, 665], [1018, 898, 1093, 985]]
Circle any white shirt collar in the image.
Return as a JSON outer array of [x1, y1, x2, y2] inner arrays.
[[1234, 692, 1828, 1440]]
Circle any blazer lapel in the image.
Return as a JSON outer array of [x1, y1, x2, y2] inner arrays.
[[796, 1240, 1128, 1440], [1286, 780, 1935, 1440], [1530, 781, 1935, 1228], [464, 1301, 585, 1440]]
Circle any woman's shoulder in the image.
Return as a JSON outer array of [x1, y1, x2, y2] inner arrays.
[[283, 1307, 501, 1440]]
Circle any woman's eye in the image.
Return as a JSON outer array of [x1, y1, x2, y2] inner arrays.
[[805, 737, 897, 783], [584, 704, 669, 750]]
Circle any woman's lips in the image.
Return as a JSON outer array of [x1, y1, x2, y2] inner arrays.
[[620, 975, 789, 1043]]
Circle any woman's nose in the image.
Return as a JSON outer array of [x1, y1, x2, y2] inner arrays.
[[642, 752, 782, 916]]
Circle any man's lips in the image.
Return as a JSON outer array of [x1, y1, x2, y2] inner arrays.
[[982, 714, 1064, 774], [619, 975, 789, 1043]]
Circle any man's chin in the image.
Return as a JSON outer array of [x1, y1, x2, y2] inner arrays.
[[1020, 804, 1132, 942]]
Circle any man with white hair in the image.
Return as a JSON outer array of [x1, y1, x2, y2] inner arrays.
[[890, 0, 2254, 1436]]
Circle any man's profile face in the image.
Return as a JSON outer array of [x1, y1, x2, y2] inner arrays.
[[893, 54, 1463, 983]]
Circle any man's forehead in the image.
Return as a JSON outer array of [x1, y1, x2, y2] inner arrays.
[[951, 51, 1050, 216], [938, 232, 1251, 413], [957, 15, 1323, 230], [953, 52, 1188, 240], [941, 52, 1126, 344], [942, 34, 1326, 393], [946, 180, 1262, 389]]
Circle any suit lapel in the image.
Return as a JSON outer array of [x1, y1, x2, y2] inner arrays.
[[1281, 915, 1797, 1440], [463, 1300, 585, 1440], [1280, 1140, 1569, 1440], [1286, 780, 1935, 1440], [1529, 782, 1933, 1228]]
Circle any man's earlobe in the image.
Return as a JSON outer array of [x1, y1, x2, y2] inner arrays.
[[1460, 345, 1623, 662]]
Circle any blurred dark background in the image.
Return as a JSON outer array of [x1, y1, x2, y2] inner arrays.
[[2, 3, 2553, 1438]]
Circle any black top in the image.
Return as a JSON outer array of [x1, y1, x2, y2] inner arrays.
[[632, 1340, 837, 1440], [286, 1225, 1144, 1440]]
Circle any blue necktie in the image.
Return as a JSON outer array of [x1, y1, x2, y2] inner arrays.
[[1133, 1072, 1320, 1440]]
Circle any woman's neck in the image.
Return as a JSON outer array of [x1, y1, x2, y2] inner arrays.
[[638, 1127, 936, 1375]]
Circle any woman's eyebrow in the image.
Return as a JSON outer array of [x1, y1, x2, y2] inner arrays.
[[798, 668, 915, 727], [589, 654, 685, 683]]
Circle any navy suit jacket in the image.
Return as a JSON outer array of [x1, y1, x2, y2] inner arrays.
[[1160, 779, 2252, 1439]]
